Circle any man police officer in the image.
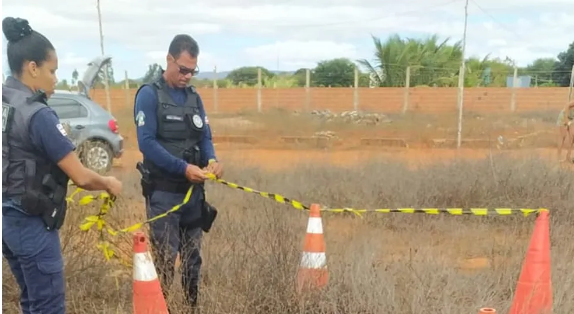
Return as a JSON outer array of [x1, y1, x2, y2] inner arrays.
[[133, 34, 223, 311]]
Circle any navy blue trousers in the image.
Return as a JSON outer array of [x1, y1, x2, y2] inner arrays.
[[146, 187, 204, 307], [2, 203, 66, 314]]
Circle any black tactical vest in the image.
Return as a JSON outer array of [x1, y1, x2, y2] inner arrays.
[[137, 77, 205, 184], [2, 77, 70, 230]]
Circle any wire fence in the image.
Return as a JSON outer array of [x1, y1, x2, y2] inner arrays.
[[4, 63, 570, 148], [85, 64, 573, 115]]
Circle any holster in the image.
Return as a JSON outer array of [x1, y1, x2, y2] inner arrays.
[[141, 178, 155, 199], [41, 203, 66, 231], [40, 174, 67, 230], [200, 200, 218, 233], [136, 162, 154, 198], [183, 145, 201, 167], [180, 193, 219, 233], [19, 174, 67, 231]]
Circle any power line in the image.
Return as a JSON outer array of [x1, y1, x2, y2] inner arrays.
[[266, 0, 463, 28], [469, 0, 526, 41]]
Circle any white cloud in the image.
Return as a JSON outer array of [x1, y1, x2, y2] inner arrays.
[[58, 52, 89, 68], [55, 53, 90, 82], [244, 41, 359, 69], [145, 50, 222, 72], [2, 0, 573, 79]]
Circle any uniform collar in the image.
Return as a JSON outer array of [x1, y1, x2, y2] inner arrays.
[[4, 76, 35, 96], [157, 70, 189, 92]]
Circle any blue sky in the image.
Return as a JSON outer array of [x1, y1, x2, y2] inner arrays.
[[2, 0, 573, 82]]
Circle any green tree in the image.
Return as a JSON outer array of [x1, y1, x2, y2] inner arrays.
[[56, 79, 69, 90], [292, 68, 308, 87], [142, 63, 162, 83], [313, 58, 356, 87], [71, 68, 79, 85], [263, 74, 299, 88], [216, 79, 232, 88], [93, 62, 115, 86], [226, 66, 274, 86], [521, 58, 558, 86], [105, 65, 115, 84], [357, 34, 463, 87], [190, 78, 212, 88], [465, 55, 512, 87], [552, 41, 574, 87], [358, 72, 371, 87]]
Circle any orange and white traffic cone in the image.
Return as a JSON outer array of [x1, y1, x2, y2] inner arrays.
[[132, 231, 169, 314], [478, 308, 496, 314], [508, 210, 553, 314], [296, 203, 328, 294]]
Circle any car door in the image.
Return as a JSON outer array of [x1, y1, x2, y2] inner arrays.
[[47, 96, 91, 147]]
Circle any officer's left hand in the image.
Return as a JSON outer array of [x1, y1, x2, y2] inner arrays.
[[206, 161, 223, 179]]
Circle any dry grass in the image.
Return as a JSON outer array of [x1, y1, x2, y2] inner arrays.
[[3, 153, 574, 314]]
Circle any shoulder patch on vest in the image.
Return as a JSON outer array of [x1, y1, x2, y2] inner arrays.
[[192, 114, 203, 128], [2, 103, 12, 132], [136, 110, 146, 127], [56, 123, 68, 137]]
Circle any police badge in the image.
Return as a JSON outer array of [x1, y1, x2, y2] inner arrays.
[[192, 114, 203, 128]]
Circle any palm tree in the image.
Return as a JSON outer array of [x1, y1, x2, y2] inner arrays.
[[465, 55, 513, 87], [357, 34, 464, 87]]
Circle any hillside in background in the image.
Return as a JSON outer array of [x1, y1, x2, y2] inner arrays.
[[192, 70, 294, 80], [118, 70, 293, 84]]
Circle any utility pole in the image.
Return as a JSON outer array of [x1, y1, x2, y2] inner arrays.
[[97, 0, 112, 113], [568, 64, 574, 102], [456, 0, 469, 149]]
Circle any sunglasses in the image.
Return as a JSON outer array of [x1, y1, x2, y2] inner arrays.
[[174, 60, 200, 76]]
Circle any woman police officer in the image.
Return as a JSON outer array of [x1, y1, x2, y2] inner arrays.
[[2, 17, 123, 313]]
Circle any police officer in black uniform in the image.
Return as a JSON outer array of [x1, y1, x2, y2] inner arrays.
[[134, 34, 222, 312], [2, 17, 123, 314]]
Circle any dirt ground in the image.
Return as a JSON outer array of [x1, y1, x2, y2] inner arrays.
[[115, 107, 565, 150], [117, 146, 568, 174], [114, 107, 570, 171]]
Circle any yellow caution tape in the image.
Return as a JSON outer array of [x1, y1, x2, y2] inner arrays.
[[70, 174, 548, 262], [322, 207, 547, 216], [207, 174, 548, 217], [64, 187, 119, 263], [75, 185, 194, 263], [207, 173, 308, 211]]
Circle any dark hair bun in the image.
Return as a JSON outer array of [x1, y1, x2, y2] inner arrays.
[[2, 17, 33, 43]]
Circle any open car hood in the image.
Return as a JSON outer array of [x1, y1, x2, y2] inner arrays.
[[77, 55, 112, 97]]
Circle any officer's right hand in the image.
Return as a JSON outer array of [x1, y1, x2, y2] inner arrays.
[[185, 164, 208, 183], [104, 176, 123, 196]]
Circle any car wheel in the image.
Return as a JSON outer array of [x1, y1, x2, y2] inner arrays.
[[81, 140, 113, 174]]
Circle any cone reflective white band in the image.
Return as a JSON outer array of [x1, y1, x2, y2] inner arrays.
[[300, 252, 327, 269], [306, 217, 323, 234], [133, 252, 159, 282]]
